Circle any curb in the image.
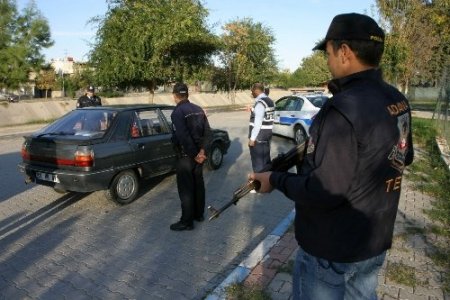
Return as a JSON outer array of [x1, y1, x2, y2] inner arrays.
[[205, 209, 296, 300]]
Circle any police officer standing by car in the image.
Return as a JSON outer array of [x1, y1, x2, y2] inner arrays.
[[250, 13, 414, 299], [170, 83, 211, 231], [76, 85, 102, 108], [248, 83, 275, 173]]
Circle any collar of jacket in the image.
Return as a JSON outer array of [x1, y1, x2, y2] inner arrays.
[[176, 99, 190, 107], [328, 68, 382, 95]]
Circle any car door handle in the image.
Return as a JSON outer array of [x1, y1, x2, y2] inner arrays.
[[290, 114, 295, 117]]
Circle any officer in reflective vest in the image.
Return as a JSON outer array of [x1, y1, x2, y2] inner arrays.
[[248, 83, 274, 173]]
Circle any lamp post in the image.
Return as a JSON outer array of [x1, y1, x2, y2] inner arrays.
[[58, 68, 65, 97], [59, 68, 65, 98]]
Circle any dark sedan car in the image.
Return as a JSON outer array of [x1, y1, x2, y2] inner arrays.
[[18, 105, 230, 204], [8, 94, 20, 103]]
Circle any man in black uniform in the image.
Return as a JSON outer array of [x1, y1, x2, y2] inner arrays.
[[77, 85, 102, 108], [170, 83, 211, 231], [251, 13, 414, 299]]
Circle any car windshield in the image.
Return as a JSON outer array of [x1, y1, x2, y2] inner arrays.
[[37, 109, 117, 138]]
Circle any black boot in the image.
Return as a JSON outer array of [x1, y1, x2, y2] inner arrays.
[[170, 221, 194, 231]]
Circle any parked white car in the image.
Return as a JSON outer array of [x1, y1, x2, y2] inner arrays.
[[273, 93, 327, 144]]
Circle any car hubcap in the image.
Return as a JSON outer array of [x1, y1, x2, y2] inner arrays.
[[211, 147, 221, 165], [117, 174, 135, 199], [295, 129, 305, 144]]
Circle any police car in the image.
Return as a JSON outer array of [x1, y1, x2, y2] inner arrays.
[[273, 93, 327, 144]]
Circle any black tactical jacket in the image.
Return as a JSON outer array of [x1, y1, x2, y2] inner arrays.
[[77, 95, 102, 108], [270, 69, 414, 262]]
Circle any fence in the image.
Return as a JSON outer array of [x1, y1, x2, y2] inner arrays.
[[433, 66, 450, 153]]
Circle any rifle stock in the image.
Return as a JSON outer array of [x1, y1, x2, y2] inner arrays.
[[208, 141, 306, 221]]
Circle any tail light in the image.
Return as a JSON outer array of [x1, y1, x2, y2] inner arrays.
[[21, 142, 30, 160], [74, 148, 94, 167]]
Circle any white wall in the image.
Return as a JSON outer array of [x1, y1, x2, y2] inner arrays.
[[0, 90, 292, 127]]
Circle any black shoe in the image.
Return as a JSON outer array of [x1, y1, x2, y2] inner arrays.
[[195, 216, 205, 222], [170, 221, 194, 231]]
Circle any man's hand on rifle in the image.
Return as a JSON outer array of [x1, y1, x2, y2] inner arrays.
[[249, 171, 274, 193]]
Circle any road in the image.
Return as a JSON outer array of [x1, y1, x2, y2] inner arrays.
[[0, 110, 295, 299]]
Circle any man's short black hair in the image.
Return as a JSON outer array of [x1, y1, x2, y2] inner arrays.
[[331, 39, 384, 67], [251, 83, 265, 92]]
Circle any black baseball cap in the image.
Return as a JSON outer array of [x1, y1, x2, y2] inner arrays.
[[313, 13, 384, 51], [172, 83, 188, 94]]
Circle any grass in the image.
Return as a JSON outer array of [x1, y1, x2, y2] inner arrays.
[[409, 100, 437, 112], [404, 117, 450, 292], [0, 118, 56, 129], [385, 262, 418, 287], [225, 282, 272, 300], [275, 259, 295, 275], [407, 118, 450, 233]]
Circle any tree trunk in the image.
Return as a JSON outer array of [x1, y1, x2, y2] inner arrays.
[[148, 79, 155, 104]]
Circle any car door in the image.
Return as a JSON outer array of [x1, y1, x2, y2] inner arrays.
[[128, 108, 176, 177], [274, 96, 304, 137], [273, 97, 289, 135]]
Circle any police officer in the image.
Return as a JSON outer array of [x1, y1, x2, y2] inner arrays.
[[170, 83, 211, 231], [251, 13, 414, 299], [248, 83, 275, 173], [77, 85, 102, 108]]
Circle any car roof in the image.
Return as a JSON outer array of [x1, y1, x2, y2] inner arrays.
[[76, 104, 175, 112]]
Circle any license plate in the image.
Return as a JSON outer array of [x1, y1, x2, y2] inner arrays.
[[36, 172, 60, 183]]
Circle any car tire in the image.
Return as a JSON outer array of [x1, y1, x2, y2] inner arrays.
[[53, 187, 67, 194], [207, 143, 223, 170], [105, 170, 139, 205], [294, 126, 307, 145]]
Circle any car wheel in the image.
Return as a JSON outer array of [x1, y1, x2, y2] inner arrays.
[[294, 126, 307, 145], [105, 170, 139, 205], [207, 143, 223, 170]]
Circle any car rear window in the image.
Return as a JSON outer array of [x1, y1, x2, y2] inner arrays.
[[39, 110, 117, 138]]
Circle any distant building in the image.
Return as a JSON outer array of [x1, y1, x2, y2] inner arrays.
[[51, 57, 75, 76]]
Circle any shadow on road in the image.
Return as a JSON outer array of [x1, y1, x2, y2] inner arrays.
[[0, 192, 87, 241]]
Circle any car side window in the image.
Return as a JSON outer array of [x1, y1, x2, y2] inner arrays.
[[131, 109, 171, 138], [295, 98, 304, 111], [275, 97, 289, 110], [285, 97, 302, 111], [159, 108, 174, 133]]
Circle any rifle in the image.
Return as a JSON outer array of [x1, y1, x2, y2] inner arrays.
[[208, 141, 306, 221]]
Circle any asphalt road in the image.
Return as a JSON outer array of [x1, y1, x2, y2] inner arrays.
[[0, 110, 296, 299]]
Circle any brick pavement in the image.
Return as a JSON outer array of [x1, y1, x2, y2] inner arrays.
[[215, 176, 449, 300]]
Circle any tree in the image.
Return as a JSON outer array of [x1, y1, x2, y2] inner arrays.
[[291, 52, 330, 87], [376, 0, 440, 91], [0, 0, 53, 90], [272, 69, 292, 89], [424, 0, 450, 86], [35, 65, 55, 99], [217, 18, 277, 96], [89, 0, 217, 99]]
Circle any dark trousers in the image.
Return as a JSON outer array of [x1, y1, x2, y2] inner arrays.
[[249, 140, 271, 172], [176, 156, 205, 224]]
